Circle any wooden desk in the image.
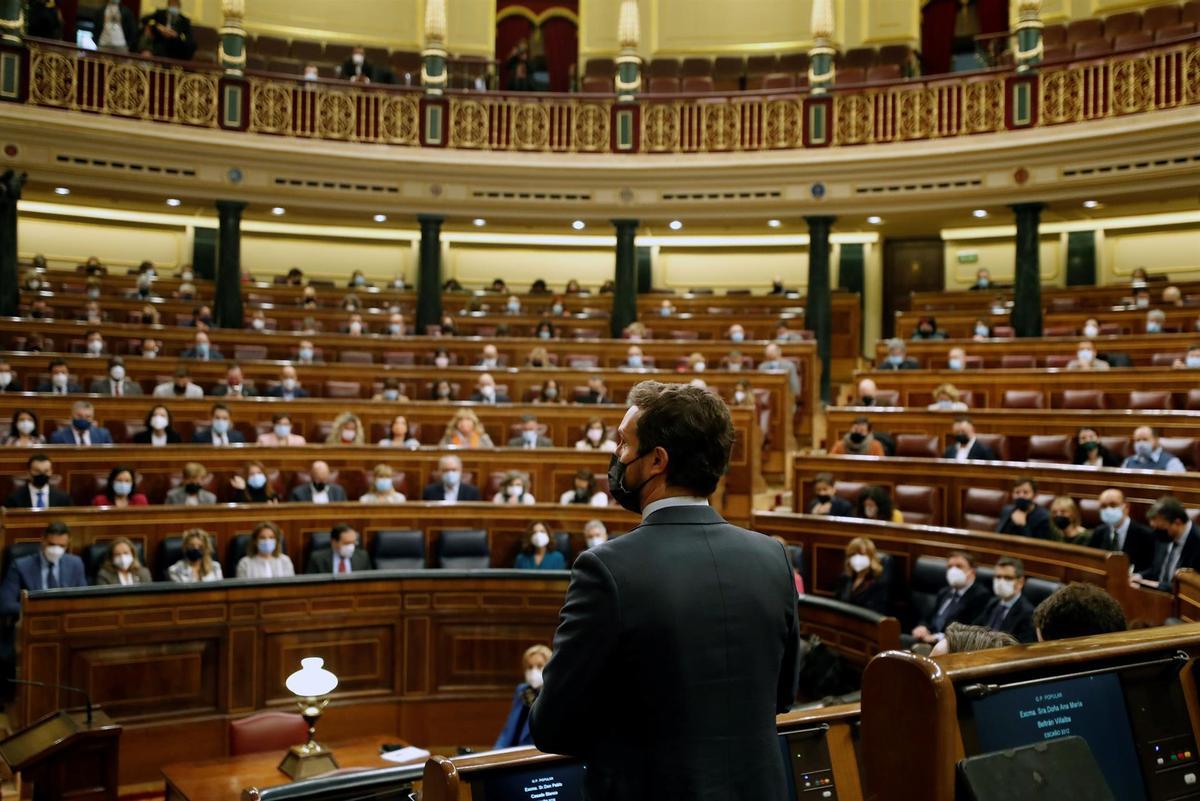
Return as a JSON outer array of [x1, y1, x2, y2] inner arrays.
[[162, 735, 407, 801], [907, 279, 1199, 313], [871, 331, 1200, 370], [894, 304, 1199, 338]]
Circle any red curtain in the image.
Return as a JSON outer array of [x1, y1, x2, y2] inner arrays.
[[540, 16, 577, 92], [496, 15, 533, 89], [495, 1, 578, 92], [920, 0, 958, 75], [978, 0, 1011, 34]]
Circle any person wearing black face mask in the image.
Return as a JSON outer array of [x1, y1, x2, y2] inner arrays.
[[996, 477, 1052, 540], [165, 462, 217, 505], [4, 455, 71, 508], [530, 381, 800, 801], [807, 472, 853, 516], [168, 529, 224, 583]]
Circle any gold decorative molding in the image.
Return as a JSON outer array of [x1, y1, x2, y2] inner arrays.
[[496, 6, 581, 27]]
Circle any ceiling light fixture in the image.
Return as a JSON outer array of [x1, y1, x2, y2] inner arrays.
[[1082, 200, 1100, 209], [571, 220, 586, 230], [767, 219, 782, 228], [669, 220, 683, 231], [972, 209, 988, 218], [867, 215, 882, 225], [165, 198, 182, 207], [54, 187, 70, 196], [472, 218, 486, 227], [271, 207, 286, 216], [373, 214, 387, 223]]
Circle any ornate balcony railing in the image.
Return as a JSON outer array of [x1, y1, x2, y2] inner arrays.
[[8, 36, 1199, 154]]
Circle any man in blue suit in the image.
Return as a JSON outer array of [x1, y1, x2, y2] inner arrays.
[[421, 455, 482, 501], [47, 401, 114, 445], [1, 522, 87, 616], [191, 404, 246, 445]]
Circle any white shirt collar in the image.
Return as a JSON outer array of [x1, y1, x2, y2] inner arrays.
[[641, 496, 709, 521]]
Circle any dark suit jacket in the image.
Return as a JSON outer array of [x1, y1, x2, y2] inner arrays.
[[1089, 518, 1156, 574], [1142, 524, 1200, 590], [942, 441, 997, 461], [4, 485, 71, 509], [919, 580, 992, 634], [834, 573, 890, 614], [87, 377, 143, 396], [265, 386, 310, 399], [288, 483, 347, 503], [877, 358, 920, 370], [996, 504, 1053, 540], [468, 391, 511, 403], [144, 9, 196, 60], [340, 58, 381, 82], [579, 391, 610, 404], [34, 380, 82, 394], [180, 347, 224, 361], [506, 434, 554, 448], [421, 483, 482, 501], [305, 549, 373, 574], [48, 426, 114, 445], [973, 595, 1037, 643], [808, 496, 854, 517], [132, 428, 182, 444], [191, 428, 246, 444], [210, 382, 259, 398], [89, 4, 138, 51], [530, 505, 799, 801], [1, 553, 88, 615], [95, 565, 153, 586]]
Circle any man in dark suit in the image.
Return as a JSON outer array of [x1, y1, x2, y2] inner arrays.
[[0, 522, 87, 615], [289, 461, 347, 503], [1135, 496, 1200, 591], [28, 0, 65, 41], [468, 373, 510, 404], [265, 365, 308, 399], [305, 524, 372, 574], [507, 415, 553, 448], [47, 401, 114, 445], [4, 455, 72, 509], [340, 46, 380, 82], [209, 364, 258, 398], [578, 376, 611, 404], [88, 357, 143, 396], [142, 0, 196, 60], [530, 381, 799, 801], [421, 455, 482, 501], [34, 359, 82, 394], [877, 338, 920, 370], [944, 417, 997, 461], [1089, 488, 1156, 574], [0, 359, 17, 392], [910, 551, 991, 646], [973, 557, 1037, 643], [191, 404, 246, 445], [996, 477, 1052, 540], [180, 331, 223, 361], [90, 0, 138, 52], [807, 471, 854, 516]]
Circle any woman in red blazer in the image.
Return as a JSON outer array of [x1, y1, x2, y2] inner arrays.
[[91, 465, 150, 507]]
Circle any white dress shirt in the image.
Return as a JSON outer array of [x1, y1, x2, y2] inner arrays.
[[72, 428, 92, 446], [641, 495, 709, 521], [954, 438, 975, 462], [311, 487, 330, 503], [99, 5, 127, 49]]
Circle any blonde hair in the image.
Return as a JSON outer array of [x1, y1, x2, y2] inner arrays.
[[932, 383, 960, 402], [372, 463, 394, 479], [182, 461, 206, 481], [181, 528, 216, 578], [106, 537, 143, 573], [1051, 495, 1081, 527], [523, 644, 551, 668], [845, 536, 883, 578], [442, 408, 483, 444], [326, 412, 364, 445]]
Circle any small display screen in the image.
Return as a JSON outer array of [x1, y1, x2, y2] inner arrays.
[[778, 728, 837, 799], [471, 761, 586, 801], [969, 672, 1147, 801]]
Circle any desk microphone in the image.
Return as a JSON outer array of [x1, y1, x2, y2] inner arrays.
[[9, 678, 93, 725]]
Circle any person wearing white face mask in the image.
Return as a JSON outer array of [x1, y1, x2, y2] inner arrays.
[[92, 466, 148, 507], [469, 373, 510, 404], [266, 365, 309, 401], [583, 520, 609, 550], [96, 538, 151, 586], [236, 522, 295, 580], [340, 46, 378, 82], [514, 522, 564, 568], [971, 557, 1036, 643], [5, 409, 45, 446], [1121, 425, 1186, 472], [359, 464, 407, 504], [256, 412, 307, 447], [132, 405, 181, 445], [89, 356, 142, 396], [495, 644, 552, 749], [1145, 309, 1167, 334], [1, 522, 87, 615], [192, 404, 245, 445], [35, 360, 82, 394], [421, 454, 482, 502], [1088, 488, 1156, 574], [324, 412, 365, 446], [507, 415, 552, 449], [833, 537, 891, 614], [1066, 340, 1110, 370], [575, 418, 617, 452], [0, 360, 19, 393], [494, 472, 537, 505], [1080, 319, 1101, 339], [910, 551, 991, 646], [1173, 344, 1200, 370], [307, 525, 373, 574], [248, 310, 269, 331]]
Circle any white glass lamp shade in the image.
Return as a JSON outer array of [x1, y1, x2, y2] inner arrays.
[[285, 658, 339, 697]]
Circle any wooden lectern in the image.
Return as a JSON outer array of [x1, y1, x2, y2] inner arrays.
[[0, 708, 122, 801]]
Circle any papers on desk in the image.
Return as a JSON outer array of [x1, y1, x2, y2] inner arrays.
[[380, 746, 431, 764]]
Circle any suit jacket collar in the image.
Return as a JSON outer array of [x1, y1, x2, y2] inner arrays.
[[639, 504, 725, 527]]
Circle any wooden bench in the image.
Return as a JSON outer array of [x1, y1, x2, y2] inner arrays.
[[894, 305, 1199, 339], [871, 331, 1200, 369], [796, 594, 901, 672], [1176, 568, 1200, 623], [908, 279, 1199, 313]]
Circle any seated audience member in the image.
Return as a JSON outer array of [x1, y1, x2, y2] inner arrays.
[[0, 522, 86, 613], [290, 461, 347, 503], [326, 412, 365, 445], [930, 623, 1018, 656], [624, 345, 646, 369], [0, 359, 17, 393], [721, 351, 747, 372], [168, 527, 224, 585], [340, 293, 362, 313], [1066, 340, 1110, 370], [285, 268, 305, 286], [5, 455, 70, 508], [360, 464, 407, 504], [211, 363, 257, 398], [944, 417, 996, 461], [348, 270, 372, 289], [132, 405, 182, 445], [299, 286, 319, 308], [431, 379, 455, 401], [525, 347, 550, 368], [1133, 496, 1199, 591], [236, 522, 295, 579], [422, 454, 481, 501], [166, 462, 216, 505], [968, 268, 992, 291], [478, 344, 502, 369], [154, 366, 204, 399], [808, 472, 853, 516], [495, 644, 550, 749], [858, 485, 903, 523], [580, 376, 611, 404], [1090, 488, 1156, 573], [96, 537, 152, 586], [36, 359, 82, 394], [144, 0, 197, 60], [230, 461, 279, 504], [6, 409, 45, 446], [247, 309, 268, 331], [878, 338, 919, 370], [515, 522, 566, 569], [997, 477, 1052, 540], [1072, 426, 1120, 467], [972, 557, 1036, 643], [565, 279, 583, 295], [295, 340, 319, 364], [257, 412, 306, 446], [774, 321, 804, 342], [730, 380, 755, 408], [534, 379, 565, 404], [686, 352, 707, 373], [854, 378, 880, 407], [136, 304, 161, 325], [971, 318, 992, 340], [1122, 425, 1186, 472], [92, 465, 148, 507], [928, 383, 968, 412], [139, 338, 161, 359], [27, 299, 50, 320], [83, 329, 106, 355], [1131, 266, 1149, 284], [1133, 287, 1152, 308], [1050, 496, 1090, 544], [89, 357, 142, 396], [181, 330, 222, 361], [1174, 344, 1200, 369], [441, 409, 494, 449], [657, 299, 675, 317], [727, 323, 746, 343], [945, 347, 969, 371], [830, 416, 885, 456], [769, 536, 804, 595], [307, 524, 372, 574], [371, 376, 409, 403], [559, 469, 608, 507], [494, 471, 536, 505], [834, 537, 890, 614], [343, 312, 367, 336], [266, 365, 308, 399], [575, 418, 616, 452], [1146, 308, 1167, 334], [508, 415, 552, 449], [1033, 583, 1126, 641], [1162, 285, 1184, 306], [583, 520, 608, 550], [911, 317, 945, 340], [504, 294, 522, 315], [192, 404, 244, 445], [1081, 317, 1100, 338], [534, 321, 557, 340], [470, 373, 510, 404], [49, 401, 114, 445], [438, 314, 459, 336], [379, 415, 420, 449], [341, 45, 380, 82], [910, 551, 991, 645], [759, 343, 801, 396]]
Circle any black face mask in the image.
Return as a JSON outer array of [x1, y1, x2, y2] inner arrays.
[[184, 547, 204, 562], [173, 383, 187, 395], [184, 483, 201, 495], [312, 482, 326, 492], [30, 474, 49, 489], [815, 493, 832, 505], [860, 396, 874, 406], [955, 433, 970, 445], [1081, 440, 1099, 452], [608, 452, 651, 514], [1053, 515, 1072, 530], [849, 432, 866, 444], [1014, 497, 1033, 512]]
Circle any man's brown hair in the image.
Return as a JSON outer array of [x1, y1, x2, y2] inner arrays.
[[626, 381, 734, 496]]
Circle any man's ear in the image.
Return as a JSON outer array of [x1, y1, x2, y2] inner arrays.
[[648, 446, 669, 478]]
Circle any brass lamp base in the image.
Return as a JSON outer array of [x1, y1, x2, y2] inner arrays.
[[278, 742, 339, 780]]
